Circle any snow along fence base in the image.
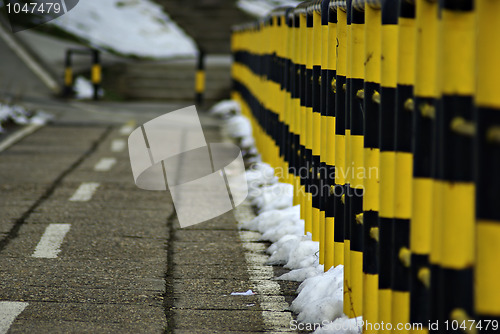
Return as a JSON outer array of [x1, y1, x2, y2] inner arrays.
[[230, 0, 500, 333]]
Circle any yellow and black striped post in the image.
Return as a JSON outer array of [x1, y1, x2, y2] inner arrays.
[[323, 0, 337, 272], [298, 7, 309, 232], [348, 0, 365, 319], [343, 0, 353, 316], [362, 1, 381, 332], [291, 10, 302, 207], [311, 2, 322, 254], [436, 0, 476, 327], [391, 0, 415, 331], [91, 49, 101, 101], [63, 48, 101, 100], [334, 1, 347, 270], [475, 0, 500, 327], [410, 0, 439, 332], [305, 5, 314, 237], [317, 0, 330, 266], [63, 49, 73, 97], [378, 0, 398, 330]]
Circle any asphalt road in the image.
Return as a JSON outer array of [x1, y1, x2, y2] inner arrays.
[[0, 26, 300, 333]]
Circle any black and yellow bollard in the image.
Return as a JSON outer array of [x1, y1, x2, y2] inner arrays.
[[323, 0, 337, 272], [334, 0, 347, 269], [348, 0, 365, 319], [195, 49, 206, 106], [475, 0, 500, 328], [378, 0, 399, 330], [317, 0, 330, 266], [362, 1, 381, 332], [436, 0, 476, 328], [391, 0, 415, 331], [311, 2, 322, 251], [305, 5, 314, 237], [410, 0, 439, 332], [63, 49, 73, 97], [343, 0, 353, 316], [91, 49, 101, 101]]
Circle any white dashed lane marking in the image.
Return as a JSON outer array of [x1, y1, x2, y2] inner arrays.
[[32, 224, 71, 259], [234, 204, 297, 333], [94, 158, 117, 172], [119, 122, 135, 136], [111, 139, 126, 152], [69, 182, 100, 202], [0, 301, 29, 334]]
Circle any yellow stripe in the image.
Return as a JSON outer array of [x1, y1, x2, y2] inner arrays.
[[336, 134, 346, 185], [91, 64, 101, 84], [319, 211, 325, 264], [351, 23, 365, 80], [475, 220, 500, 315], [392, 291, 410, 333], [476, 0, 500, 107], [313, 12, 322, 66], [363, 148, 380, 211], [415, 0, 439, 98], [440, 10, 476, 95], [345, 129, 352, 185], [430, 181, 444, 265], [321, 115, 327, 163], [195, 70, 206, 93], [312, 207, 320, 242], [64, 68, 73, 86], [351, 250, 363, 318], [397, 17, 416, 86], [378, 289, 392, 333], [411, 178, 433, 255], [379, 151, 395, 218], [325, 217, 335, 270], [363, 273, 379, 334], [441, 182, 475, 269], [313, 111, 321, 156], [344, 239, 352, 317], [305, 192, 313, 234], [322, 25, 329, 68], [394, 152, 413, 219], [351, 135, 364, 189], [337, 10, 348, 76], [334, 241, 345, 266], [327, 22, 337, 71], [364, 5, 381, 84], [381, 25, 398, 88], [326, 117, 336, 166]]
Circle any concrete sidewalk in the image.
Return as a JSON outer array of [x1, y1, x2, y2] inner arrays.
[[0, 100, 300, 333]]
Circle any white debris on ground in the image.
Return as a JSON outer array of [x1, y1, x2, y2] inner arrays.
[[52, 0, 197, 58], [231, 290, 256, 296], [0, 102, 52, 132], [237, 0, 302, 17], [216, 99, 361, 333], [73, 76, 104, 100]]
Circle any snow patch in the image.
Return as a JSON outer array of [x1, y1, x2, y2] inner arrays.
[[237, 0, 301, 18], [52, 0, 197, 58]]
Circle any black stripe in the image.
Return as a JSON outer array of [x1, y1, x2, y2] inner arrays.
[[476, 107, 500, 221]]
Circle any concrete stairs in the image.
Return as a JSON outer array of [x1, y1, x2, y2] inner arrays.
[[157, 0, 253, 54], [103, 55, 232, 103]]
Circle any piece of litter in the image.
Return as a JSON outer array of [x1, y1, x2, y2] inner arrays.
[[231, 290, 256, 296], [246, 303, 256, 307]]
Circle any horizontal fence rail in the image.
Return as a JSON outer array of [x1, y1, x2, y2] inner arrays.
[[231, 0, 500, 332]]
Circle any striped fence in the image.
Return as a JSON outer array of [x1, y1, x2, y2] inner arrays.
[[230, 0, 500, 332]]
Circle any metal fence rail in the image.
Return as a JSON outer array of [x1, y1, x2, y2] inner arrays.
[[231, 0, 500, 332]]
